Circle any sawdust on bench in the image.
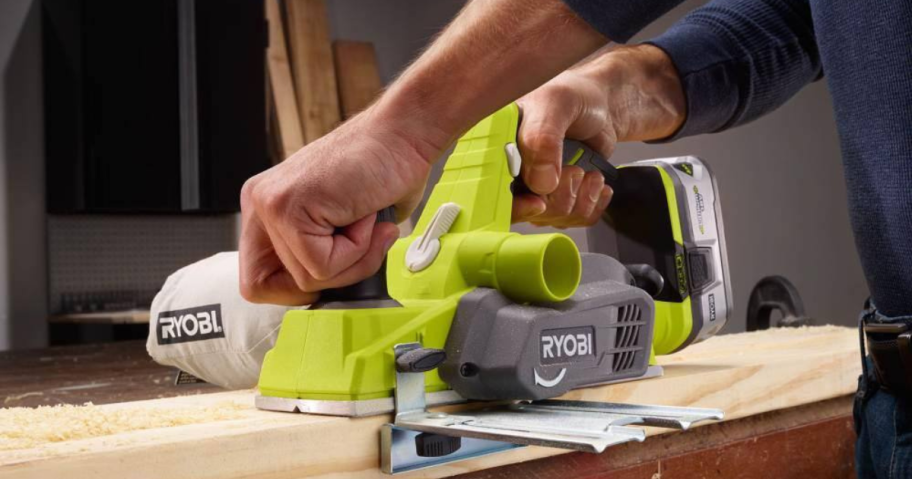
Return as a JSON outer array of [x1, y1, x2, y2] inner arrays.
[[0, 400, 246, 451], [705, 324, 850, 341]]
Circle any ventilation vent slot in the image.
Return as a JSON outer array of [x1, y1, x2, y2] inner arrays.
[[614, 305, 642, 348], [613, 304, 644, 373], [612, 349, 638, 372]]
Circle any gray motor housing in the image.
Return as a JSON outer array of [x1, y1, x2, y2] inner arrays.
[[439, 254, 655, 401]]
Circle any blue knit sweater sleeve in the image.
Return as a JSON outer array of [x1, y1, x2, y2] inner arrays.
[[561, 0, 685, 43], [645, 0, 822, 140]]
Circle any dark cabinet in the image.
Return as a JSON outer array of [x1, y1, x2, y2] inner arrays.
[[43, 0, 269, 213]]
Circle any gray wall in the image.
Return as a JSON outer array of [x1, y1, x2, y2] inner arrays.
[[327, 0, 869, 331], [0, 0, 47, 350], [326, 0, 466, 86]]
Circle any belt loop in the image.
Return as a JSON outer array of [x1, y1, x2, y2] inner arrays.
[[897, 329, 912, 374], [861, 300, 912, 399], [857, 302, 878, 402]]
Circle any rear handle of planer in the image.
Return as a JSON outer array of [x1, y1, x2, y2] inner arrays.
[[512, 139, 619, 196], [510, 141, 669, 300]]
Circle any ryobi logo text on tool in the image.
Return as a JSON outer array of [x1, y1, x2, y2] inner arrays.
[[693, 185, 706, 235], [157, 304, 224, 345], [540, 327, 595, 365]]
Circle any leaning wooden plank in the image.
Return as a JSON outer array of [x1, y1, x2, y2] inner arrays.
[[284, 0, 341, 143], [333, 40, 383, 120], [266, 75, 284, 165], [266, 0, 305, 159], [0, 326, 860, 479]]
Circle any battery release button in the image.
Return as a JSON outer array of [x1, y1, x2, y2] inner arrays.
[[688, 248, 714, 292]]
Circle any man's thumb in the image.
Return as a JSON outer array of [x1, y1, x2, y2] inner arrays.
[[517, 97, 578, 195]]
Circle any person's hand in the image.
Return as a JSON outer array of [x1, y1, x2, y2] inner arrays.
[[239, 108, 446, 305], [511, 45, 686, 227], [513, 70, 616, 228]]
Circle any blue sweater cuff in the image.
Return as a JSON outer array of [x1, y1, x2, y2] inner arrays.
[[561, 0, 685, 43], [645, 25, 742, 141]]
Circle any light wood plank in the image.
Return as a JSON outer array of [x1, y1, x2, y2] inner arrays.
[[266, 0, 305, 160], [333, 40, 383, 120], [0, 326, 860, 478], [285, 0, 340, 143]]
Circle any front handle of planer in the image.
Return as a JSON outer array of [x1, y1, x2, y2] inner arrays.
[[319, 206, 397, 303]]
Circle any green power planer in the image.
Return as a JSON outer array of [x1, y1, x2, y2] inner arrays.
[[255, 102, 731, 418]]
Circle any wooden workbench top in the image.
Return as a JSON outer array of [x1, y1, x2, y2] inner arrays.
[[0, 341, 219, 408], [0, 326, 861, 478]]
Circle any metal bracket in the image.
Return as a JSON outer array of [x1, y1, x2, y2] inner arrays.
[[380, 343, 724, 474]]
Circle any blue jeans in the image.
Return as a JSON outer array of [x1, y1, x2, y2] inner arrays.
[[855, 309, 912, 478], [855, 388, 912, 478]]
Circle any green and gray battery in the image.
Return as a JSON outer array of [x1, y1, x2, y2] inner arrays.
[[557, 142, 732, 355]]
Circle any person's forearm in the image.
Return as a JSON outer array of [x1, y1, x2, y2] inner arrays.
[[645, 0, 820, 140], [372, 0, 606, 158], [586, 44, 686, 142]]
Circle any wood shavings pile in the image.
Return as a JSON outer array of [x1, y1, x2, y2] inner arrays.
[[0, 401, 246, 451]]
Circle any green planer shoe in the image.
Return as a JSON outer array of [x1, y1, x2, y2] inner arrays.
[[255, 102, 732, 419]]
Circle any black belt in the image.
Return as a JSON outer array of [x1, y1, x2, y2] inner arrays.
[[864, 321, 912, 398]]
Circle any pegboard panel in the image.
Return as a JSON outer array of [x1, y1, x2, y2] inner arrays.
[[48, 215, 238, 314]]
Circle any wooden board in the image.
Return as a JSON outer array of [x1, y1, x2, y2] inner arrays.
[[0, 326, 861, 478], [266, 0, 304, 160], [333, 41, 383, 120], [284, 0, 340, 143], [0, 341, 218, 408]]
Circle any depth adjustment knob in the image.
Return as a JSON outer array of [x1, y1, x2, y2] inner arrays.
[[395, 348, 446, 373], [415, 432, 462, 458]]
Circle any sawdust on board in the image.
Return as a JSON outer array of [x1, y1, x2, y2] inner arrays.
[[657, 324, 853, 363], [703, 324, 849, 342], [0, 400, 246, 451]]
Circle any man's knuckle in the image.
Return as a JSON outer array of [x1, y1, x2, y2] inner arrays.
[[284, 267, 319, 292], [239, 278, 263, 302], [260, 188, 291, 218], [298, 278, 319, 293], [240, 178, 258, 208], [307, 262, 334, 282], [544, 83, 575, 104]]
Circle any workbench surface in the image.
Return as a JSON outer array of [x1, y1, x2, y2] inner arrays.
[[0, 327, 861, 478], [0, 341, 219, 407]]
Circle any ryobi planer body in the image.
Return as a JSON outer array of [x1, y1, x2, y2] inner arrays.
[[255, 103, 731, 471]]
